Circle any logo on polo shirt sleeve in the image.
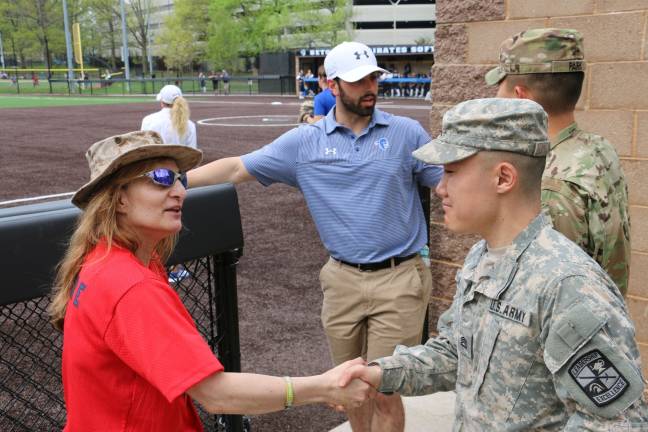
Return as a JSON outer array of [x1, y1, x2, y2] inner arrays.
[[568, 349, 629, 406]]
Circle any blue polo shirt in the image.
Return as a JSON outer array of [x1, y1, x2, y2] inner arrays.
[[241, 108, 442, 263], [313, 88, 336, 116]]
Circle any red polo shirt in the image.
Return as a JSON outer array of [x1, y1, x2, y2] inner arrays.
[[62, 241, 224, 431]]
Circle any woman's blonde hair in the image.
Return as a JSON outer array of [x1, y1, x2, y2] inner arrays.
[[49, 158, 177, 331], [170, 96, 190, 139]]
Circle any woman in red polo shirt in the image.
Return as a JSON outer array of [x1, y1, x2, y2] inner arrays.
[[49, 130, 372, 431]]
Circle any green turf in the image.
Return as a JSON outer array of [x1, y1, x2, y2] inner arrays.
[[0, 95, 153, 109]]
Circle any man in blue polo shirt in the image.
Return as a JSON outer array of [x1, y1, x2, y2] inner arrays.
[[188, 41, 442, 432]]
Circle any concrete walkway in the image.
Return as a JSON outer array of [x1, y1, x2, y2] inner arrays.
[[330, 391, 455, 432]]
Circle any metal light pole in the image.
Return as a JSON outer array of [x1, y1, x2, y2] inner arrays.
[[0, 32, 5, 70], [62, 0, 75, 81], [119, 0, 131, 88], [145, 0, 153, 77]]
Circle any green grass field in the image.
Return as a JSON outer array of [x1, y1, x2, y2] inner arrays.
[[0, 95, 153, 109]]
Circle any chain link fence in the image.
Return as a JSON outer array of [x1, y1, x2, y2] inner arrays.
[[0, 76, 297, 97], [0, 185, 246, 431], [0, 254, 246, 432]]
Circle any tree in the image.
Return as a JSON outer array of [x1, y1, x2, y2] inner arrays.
[[157, 0, 210, 72], [86, 0, 120, 70], [126, 0, 154, 75], [0, 1, 41, 67], [302, 0, 352, 47], [206, 0, 352, 71], [1, 0, 65, 73]]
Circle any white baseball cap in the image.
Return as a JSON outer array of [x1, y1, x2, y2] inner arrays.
[[324, 42, 387, 82], [156, 84, 182, 104]]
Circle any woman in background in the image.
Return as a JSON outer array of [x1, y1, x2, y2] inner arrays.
[[142, 84, 197, 149]]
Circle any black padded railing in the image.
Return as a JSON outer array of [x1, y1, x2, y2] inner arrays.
[[0, 184, 246, 431]]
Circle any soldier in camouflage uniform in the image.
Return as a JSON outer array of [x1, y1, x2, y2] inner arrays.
[[486, 28, 631, 295], [340, 98, 648, 430]]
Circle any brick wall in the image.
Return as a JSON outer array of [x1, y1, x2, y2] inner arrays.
[[429, 0, 648, 374]]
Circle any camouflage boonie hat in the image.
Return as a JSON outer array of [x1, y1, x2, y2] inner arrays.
[[72, 130, 202, 209], [485, 28, 585, 86], [413, 98, 549, 165]]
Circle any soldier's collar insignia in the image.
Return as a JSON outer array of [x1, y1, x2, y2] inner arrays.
[[569, 350, 629, 406], [552, 122, 579, 148]]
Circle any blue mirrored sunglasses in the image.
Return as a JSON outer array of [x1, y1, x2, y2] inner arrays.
[[139, 168, 188, 188]]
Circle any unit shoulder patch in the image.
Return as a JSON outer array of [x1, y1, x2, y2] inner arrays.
[[568, 349, 629, 407]]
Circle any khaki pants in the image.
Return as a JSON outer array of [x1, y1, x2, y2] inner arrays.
[[319, 255, 433, 364]]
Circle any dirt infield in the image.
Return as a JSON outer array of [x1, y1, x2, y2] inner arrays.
[[1, 95, 444, 431]]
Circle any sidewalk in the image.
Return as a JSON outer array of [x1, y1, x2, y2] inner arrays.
[[330, 391, 455, 432]]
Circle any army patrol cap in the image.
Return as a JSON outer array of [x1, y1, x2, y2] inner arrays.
[[413, 98, 550, 165], [485, 28, 585, 86]]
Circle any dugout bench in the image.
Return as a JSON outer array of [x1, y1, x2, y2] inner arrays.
[[0, 184, 246, 432]]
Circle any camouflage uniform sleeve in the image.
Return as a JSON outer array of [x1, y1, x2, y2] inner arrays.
[[543, 275, 648, 429], [297, 100, 314, 123], [373, 297, 459, 396], [542, 176, 631, 295], [541, 177, 589, 252]]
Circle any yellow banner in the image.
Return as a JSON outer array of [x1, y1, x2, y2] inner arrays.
[[72, 23, 83, 65]]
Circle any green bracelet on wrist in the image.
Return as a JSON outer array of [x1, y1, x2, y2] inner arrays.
[[283, 376, 294, 409]]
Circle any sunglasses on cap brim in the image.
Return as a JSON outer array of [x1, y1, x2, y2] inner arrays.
[[138, 168, 188, 188]]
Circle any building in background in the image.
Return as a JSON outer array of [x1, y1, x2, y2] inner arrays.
[[146, 0, 436, 75], [144, 0, 175, 59], [294, 0, 436, 90], [352, 0, 436, 46]]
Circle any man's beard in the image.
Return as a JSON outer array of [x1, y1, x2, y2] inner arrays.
[[339, 85, 376, 117]]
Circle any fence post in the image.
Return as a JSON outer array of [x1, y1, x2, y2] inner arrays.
[[418, 185, 431, 344], [213, 249, 244, 432]]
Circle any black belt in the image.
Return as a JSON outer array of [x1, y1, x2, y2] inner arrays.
[[336, 253, 418, 272]]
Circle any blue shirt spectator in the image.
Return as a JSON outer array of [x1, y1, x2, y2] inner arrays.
[[313, 88, 336, 117]]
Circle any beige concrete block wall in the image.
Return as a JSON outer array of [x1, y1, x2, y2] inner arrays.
[[430, 0, 648, 376]]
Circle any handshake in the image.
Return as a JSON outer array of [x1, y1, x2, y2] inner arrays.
[[319, 357, 384, 410]]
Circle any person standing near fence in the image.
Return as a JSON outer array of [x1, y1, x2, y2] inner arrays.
[[48, 130, 374, 431], [487, 28, 631, 295], [199, 71, 207, 93], [209, 70, 219, 94], [141, 84, 197, 149], [221, 69, 230, 95], [188, 40, 443, 432], [305, 65, 336, 124], [340, 98, 648, 430]]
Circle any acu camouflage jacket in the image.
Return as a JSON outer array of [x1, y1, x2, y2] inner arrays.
[[375, 214, 647, 431]]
